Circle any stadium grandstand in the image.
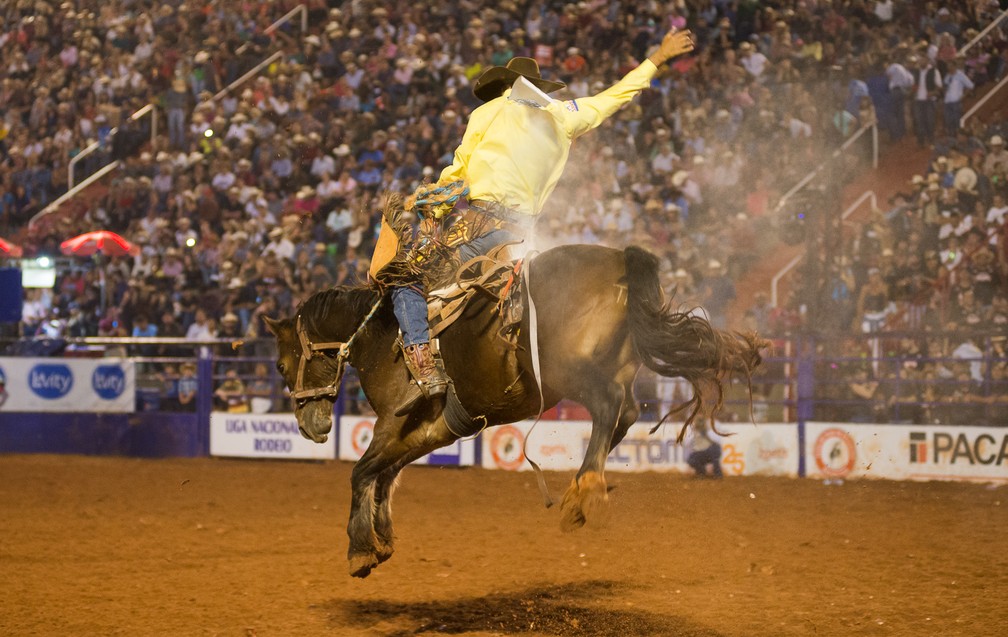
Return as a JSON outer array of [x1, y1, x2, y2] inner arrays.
[[1, 0, 1007, 428]]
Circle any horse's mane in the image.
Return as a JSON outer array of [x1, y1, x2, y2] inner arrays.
[[298, 285, 382, 338]]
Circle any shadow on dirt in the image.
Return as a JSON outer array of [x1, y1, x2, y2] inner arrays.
[[324, 579, 724, 636]]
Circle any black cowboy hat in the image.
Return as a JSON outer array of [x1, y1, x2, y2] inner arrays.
[[472, 57, 566, 102]]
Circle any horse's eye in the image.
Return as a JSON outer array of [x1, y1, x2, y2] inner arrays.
[[276, 361, 285, 375]]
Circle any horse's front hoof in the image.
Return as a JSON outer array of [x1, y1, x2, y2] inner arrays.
[[559, 477, 587, 532], [560, 504, 586, 533], [374, 542, 394, 565], [348, 552, 379, 578], [559, 472, 609, 532], [577, 471, 610, 523]]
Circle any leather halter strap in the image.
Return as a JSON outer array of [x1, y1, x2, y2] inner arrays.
[[290, 314, 348, 404], [288, 295, 384, 406]]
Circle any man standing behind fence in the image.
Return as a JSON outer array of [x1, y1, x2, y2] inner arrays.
[[942, 55, 974, 136], [911, 55, 942, 148]]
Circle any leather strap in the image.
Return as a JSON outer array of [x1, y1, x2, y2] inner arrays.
[[520, 253, 554, 508]]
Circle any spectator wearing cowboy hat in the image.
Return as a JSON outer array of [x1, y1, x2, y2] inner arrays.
[[983, 135, 1008, 177], [386, 29, 697, 416]]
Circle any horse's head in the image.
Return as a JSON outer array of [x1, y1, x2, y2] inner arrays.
[[265, 287, 384, 443], [264, 314, 345, 444]]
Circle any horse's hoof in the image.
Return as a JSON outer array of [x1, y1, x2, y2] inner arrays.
[[375, 543, 394, 565], [348, 552, 379, 578], [560, 505, 586, 533], [559, 478, 586, 533], [577, 472, 610, 523], [558, 472, 609, 532]]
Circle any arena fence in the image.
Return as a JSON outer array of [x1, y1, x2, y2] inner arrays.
[[0, 332, 1004, 481]]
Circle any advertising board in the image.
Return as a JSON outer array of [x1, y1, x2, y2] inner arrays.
[[337, 416, 478, 466], [806, 422, 1008, 483], [480, 421, 799, 477], [210, 412, 336, 460], [0, 356, 134, 413]]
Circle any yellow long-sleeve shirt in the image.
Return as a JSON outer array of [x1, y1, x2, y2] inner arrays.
[[439, 60, 659, 216]]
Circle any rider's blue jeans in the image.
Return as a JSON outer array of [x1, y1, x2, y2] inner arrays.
[[391, 229, 520, 346]]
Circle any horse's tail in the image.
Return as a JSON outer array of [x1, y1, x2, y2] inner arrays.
[[623, 246, 768, 440]]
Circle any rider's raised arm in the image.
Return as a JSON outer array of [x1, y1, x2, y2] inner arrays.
[[551, 29, 695, 140], [549, 60, 659, 140]]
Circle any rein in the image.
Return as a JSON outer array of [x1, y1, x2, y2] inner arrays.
[[290, 296, 383, 405]]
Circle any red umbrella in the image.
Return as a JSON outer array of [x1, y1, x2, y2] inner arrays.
[[0, 236, 23, 258], [60, 231, 137, 257]]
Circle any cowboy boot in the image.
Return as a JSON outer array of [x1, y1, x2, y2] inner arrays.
[[395, 341, 450, 416]]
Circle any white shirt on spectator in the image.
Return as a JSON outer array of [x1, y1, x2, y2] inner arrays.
[[944, 69, 974, 103], [954, 214, 974, 237], [741, 51, 769, 78], [186, 320, 213, 341], [265, 237, 295, 262], [886, 63, 914, 90], [153, 172, 173, 194], [680, 176, 703, 205], [266, 95, 290, 116], [952, 340, 984, 381], [787, 116, 812, 138], [134, 40, 153, 61], [983, 148, 1008, 175], [53, 125, 74, 147], [326, 209, 354, 233], [225, 122, 252, 141], [651, 147, 679, 174], [22, 296, 48, 325], [211, 171, 236, 192], [986, 204, 1008, 226], [317, 176, 341, 200], [311, 155, 337, 179], [344, 67, 365, 90], [875, 1, 894, 22]]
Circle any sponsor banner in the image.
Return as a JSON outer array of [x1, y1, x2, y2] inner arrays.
[[806, 423, 1008, 483], [717, 423, 799, 477], [337, 416, 477, 466], [210, 413, 335, 460], [480, 421, 799, 477], [0, 356, 134, 413]]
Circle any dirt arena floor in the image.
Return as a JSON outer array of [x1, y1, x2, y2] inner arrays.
[[1, 454, 1005, 637]]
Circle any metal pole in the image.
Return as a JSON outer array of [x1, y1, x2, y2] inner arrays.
[[197, 353, 214, 455], [795, 335, 815, 478], [871, 123, 878, 169], [957, 9, 1008, 56]]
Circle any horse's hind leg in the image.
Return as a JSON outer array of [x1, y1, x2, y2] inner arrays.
[[609, 378, 641, 451], [560, 380, 626, 532]]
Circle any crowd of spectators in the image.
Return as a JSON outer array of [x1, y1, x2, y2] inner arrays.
[[2, 1, 1008, 421]]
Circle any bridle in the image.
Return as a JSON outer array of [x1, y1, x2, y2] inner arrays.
[[289, 314, 349, 405], [288, 296, 383, 406]]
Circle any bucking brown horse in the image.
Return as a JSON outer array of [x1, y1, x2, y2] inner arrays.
[[266, 244, 765, 578]]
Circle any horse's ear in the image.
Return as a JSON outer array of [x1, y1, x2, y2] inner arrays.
[[262, 315, 282, 336]]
